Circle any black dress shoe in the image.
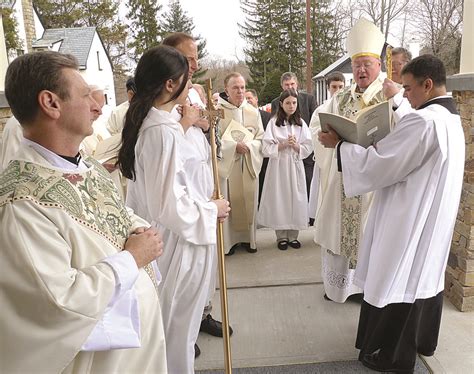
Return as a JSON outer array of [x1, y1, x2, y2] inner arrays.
[[226, 243, 240, 256], [323, 293, 333, 301], [241, 242, 257, 253], [309, 218, 315, 226], [195, 343, 201, 358], [200, 314, 234, 337], [277, 240, 289, 250], [362, 352, 414, 374], [288, 240, 301, 248]]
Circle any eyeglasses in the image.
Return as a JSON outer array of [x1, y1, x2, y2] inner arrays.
[[352, 62, 374, 70]]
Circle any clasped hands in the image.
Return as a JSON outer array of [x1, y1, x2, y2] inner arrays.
[[178, 103, 210, 131], [279, 135, 300, 152]]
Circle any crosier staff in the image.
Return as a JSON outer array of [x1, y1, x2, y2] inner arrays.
[[386, 45, 393, 80], [203, 78, 232, 374]]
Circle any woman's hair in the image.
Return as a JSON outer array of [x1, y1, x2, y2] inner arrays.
[[118, 45, 189, 180], [275, 88, 302, 127]]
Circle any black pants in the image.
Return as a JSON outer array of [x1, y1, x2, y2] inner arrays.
[[356, 291, 443, 371]]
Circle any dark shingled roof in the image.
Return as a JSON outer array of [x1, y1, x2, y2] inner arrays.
[[32, 27, 97, 68]]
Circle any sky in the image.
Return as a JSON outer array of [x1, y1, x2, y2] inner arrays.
[[163, 0, 246, 61]]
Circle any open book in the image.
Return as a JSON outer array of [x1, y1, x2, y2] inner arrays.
[[93, 133, 121, 163], [221, 119, 255, 143], [319, 101, 391, 148]]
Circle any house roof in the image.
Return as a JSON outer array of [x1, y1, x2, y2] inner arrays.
[[313, 54, 351, 80], [32, 27, 97, 68]]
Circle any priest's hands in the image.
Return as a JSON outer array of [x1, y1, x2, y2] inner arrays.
[[124, 227, 164, 268], [318, 127, 340, 148], [213, 198, 231, 222], [383, 78, 400, 99], [236, 142, 250, 154]]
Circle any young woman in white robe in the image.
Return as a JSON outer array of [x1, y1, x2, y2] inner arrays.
[[117, 46, 230, 374], [258, 89, 313, 250]]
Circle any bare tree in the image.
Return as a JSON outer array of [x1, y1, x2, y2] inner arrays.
[[352, 0, 410, 39], [412, 0, 463, 74]]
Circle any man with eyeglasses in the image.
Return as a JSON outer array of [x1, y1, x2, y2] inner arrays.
[[312, 18, 387, 304]]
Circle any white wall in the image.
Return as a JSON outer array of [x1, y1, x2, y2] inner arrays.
[[11, 2, 44, 54], [81, 31, 116, 110], [12, 0, 27, 53]]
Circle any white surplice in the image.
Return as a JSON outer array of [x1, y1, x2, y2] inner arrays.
[[312, 76, 385, 302], [126, 107, 217, 374], [339, 97, 464, 308], [258, 118, 313, 229], [308, 99, 332, 219], [0, 141, 167, 373], [106, 100, 130, 136], [171, 87, 219, 317]]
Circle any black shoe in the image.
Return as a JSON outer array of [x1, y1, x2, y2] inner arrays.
[[288, 240, 301, 249], [200, 314, 234, 337], [277, 240, 289, 250], [195, 343, 200, 358], [226, 243, 239, 256], [241, 242, 257, 253], [309, 218, 315, 226], [323, 293, 333, 301], [361, 352, 414, 374]]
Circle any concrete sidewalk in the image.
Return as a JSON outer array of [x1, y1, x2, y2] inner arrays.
[[195, 228, 474, 373]]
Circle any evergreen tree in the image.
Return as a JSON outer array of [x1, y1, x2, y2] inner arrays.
[[1, 8, 22, 53], [34, 0, 84, 28], [126, 0, 162, 61], [310, 0, 344, 75], [240, 0, 306, 103], [33, 0, 128, 73], [161, 0, 208, 82]]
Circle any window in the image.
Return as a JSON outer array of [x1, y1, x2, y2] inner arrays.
[[97, 51, 102, 71]]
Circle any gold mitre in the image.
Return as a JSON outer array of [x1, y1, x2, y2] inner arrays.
[[346, 18, 385, 59]]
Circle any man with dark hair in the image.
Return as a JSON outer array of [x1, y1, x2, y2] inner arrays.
[[0, 51, 167, 373], [319, 54, 464, 374], [271, 72, 318, 199], [245, 88, 271, 205], [325, 71, 345, 94]]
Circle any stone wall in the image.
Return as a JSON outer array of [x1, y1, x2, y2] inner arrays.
[[21, 0, 36, 52], [445, 75, 474, 311]]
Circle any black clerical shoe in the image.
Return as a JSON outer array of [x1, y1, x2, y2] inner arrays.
[[200, 314, 234, 337], [277, 240, 289, 250], [323, 293, 333, 301], [226, 243, 240, 256], [195, 343, 201, 358], [288, 240, 301, 249], [361, 352, 414, 374], [241, 242, 257, 253], [309, 218, 315, 226]]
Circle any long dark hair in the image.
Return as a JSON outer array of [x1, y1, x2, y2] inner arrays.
[[275, 89, 302, 127], [117, 45, 189, 181]]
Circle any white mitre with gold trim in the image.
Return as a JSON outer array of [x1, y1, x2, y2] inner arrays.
[[346, 18, 385, 59]]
